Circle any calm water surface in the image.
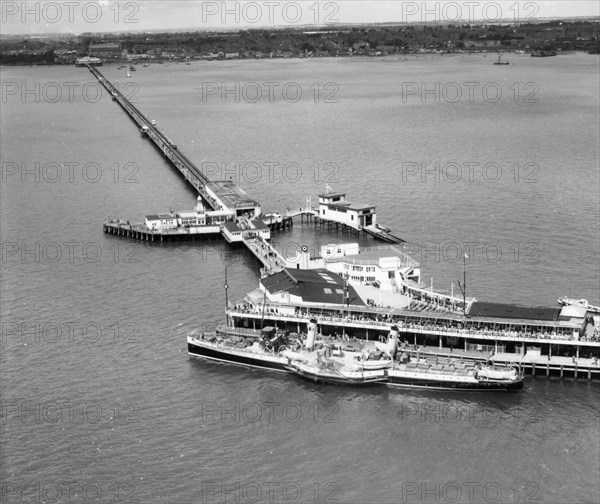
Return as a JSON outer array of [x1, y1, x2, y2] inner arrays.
[[1, 54, 599, 503]]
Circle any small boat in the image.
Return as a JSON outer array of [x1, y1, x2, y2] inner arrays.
[[129, 64, 136, 71], [494, 52, 509, 65], [558, 297, 600, 314], [262, 213, 282, 225]]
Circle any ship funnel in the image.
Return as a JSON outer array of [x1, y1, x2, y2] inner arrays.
[[386, 325, 399, 357], [305, 318, 318, 350]]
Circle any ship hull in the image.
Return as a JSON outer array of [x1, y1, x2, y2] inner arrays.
[[284, 366, 523, 390], [187, 339, 288, 373], [285, 365, 388, 386], [386, 374, 524, 391]]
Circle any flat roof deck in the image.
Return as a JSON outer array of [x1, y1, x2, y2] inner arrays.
[[318, 193, 347, 199], [250, 220, 270, 230], [327, 245, 419, 267], [223, 222, 241, 232], [207, 181, 260, 209], [322, 201, 375, 211], [344, 202, 376, 211], [146, 213, 174, 220]]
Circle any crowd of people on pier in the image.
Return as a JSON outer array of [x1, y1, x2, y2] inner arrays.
[[231, 301, 600, 343]]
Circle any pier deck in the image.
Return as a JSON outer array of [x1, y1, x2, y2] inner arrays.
[[286, 208, 318, 219], [362, 225, 406, 244], [103, 220, 221, 241], [242, 236, 289, 274], [491, 352, 599, 379], [405, 346, 599, 379]]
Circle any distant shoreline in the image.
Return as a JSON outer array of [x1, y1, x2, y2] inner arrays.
[[2, 19, 598, 66], [2, 50, 598, 67]]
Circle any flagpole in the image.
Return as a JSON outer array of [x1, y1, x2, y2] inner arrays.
[[224, 266, 229, 325], [342, 275, 346, 338], [463, 253, 467, 317], [260, 284, 267, 331]]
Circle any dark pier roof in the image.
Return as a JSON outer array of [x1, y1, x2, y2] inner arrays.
[[468, 301, 561, 321], [261, 268, 366, 306]]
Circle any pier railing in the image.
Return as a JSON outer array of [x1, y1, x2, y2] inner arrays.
[[326, 244, 418, 268], [242, 236, 288, 274], [227, 306, 597, 345]]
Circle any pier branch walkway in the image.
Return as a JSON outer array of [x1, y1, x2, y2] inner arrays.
[[242, 235, 289, 275]]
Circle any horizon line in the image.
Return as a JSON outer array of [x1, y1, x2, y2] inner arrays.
[[2, 15, 599, 39]]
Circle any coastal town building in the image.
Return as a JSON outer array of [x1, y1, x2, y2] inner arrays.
[[88, 43, 122, 59], [318, 192, 376, 230]]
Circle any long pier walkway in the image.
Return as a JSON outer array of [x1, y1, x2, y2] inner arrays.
[[87, 65, 222, 209]]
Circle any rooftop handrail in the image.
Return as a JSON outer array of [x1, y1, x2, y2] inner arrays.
[[326, 244, 419, 268], [228, 305, 596, 343]]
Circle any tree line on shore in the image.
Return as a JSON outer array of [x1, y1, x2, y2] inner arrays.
[[1, 20, 598, 65]]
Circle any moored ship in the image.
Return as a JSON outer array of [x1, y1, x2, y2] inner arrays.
[[188, 325, 290, 373], [188, 320, 524, 391], [558, 297, 600, 314]]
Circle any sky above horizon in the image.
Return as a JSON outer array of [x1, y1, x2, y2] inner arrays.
[[2, 1, 599, 36]]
